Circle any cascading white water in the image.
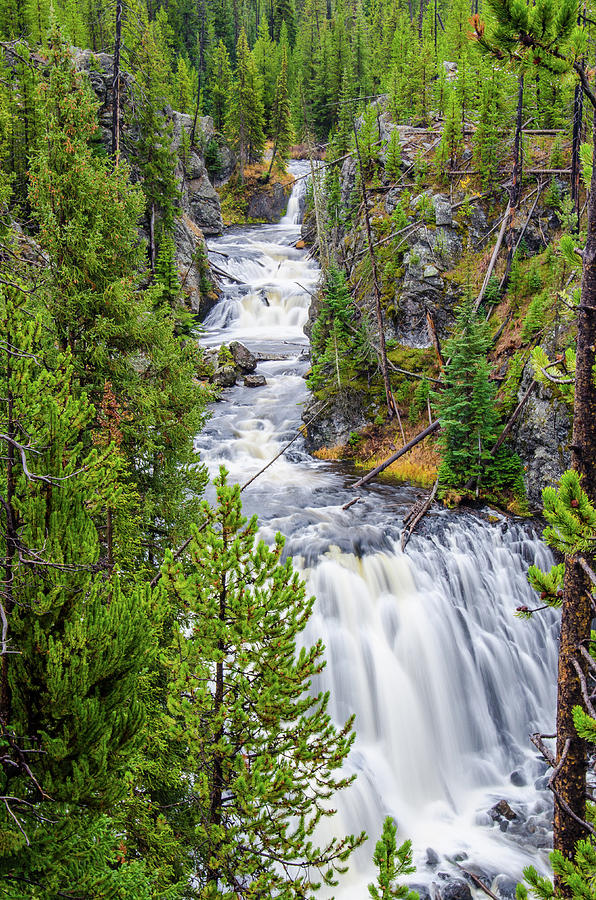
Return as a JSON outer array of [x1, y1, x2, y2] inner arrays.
[[200, 163, 557, 896]]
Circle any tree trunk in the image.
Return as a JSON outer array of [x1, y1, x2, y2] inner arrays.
[[149, 203, 156, 272], [571, 83, 583, 231], [206, 570, 226, 889], [418, 0, 427, 39], [0, 348, 15, 726], [553, 107, 596, 888], [111, 0, 122, 161], [502, 75, 524, 289]]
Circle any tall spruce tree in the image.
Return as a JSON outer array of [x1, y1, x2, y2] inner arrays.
[[227, 28, 266, 176], [268, 44, 293, 175], [207, 39, 232, 132], [159, 470, 365, 898], [434, 298, 498, 491]]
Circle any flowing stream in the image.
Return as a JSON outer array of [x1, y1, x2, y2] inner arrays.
[[199, 164, 559, 896]]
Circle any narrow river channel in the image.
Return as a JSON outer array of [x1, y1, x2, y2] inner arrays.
[[198, 164, 559, 897]]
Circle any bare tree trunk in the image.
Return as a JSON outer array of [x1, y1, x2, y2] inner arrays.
[[149, 203, 156, 272], [553, 107, 596, 889], [502, 74, 524, 290], [571, 84, 584, 232], [418, 0, 427, 39], [111, 0, 122, 161], [0, 347, 15, 727]]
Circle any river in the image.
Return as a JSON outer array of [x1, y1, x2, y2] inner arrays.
[[199, 163, 559, 897]]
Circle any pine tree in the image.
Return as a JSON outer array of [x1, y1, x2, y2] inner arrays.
[[160, 470, 366, 897], [268, 44, 293, 174], [252, 19, 277, 131], [28, 31, 145, 364], [227, 28, 266, 175], [517, 470, 596, 899], [172, 54, 196, 114], [474, 68, 504, 190], [384, 127, 402, 179], [434, 298, 498, 491], [128, 14, 181, 267], [0, 288, 155, 895], [28, 32, 209, 566], [207, 39, 232, 132], [436, 88, 463, 173], [368, 818, 418, 900], [274, 0, 296, 44]]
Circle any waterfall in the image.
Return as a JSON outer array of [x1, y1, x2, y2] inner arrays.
[[201, 166, 557, 895]]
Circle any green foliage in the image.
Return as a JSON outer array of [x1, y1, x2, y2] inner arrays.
[[227, 28, 266, 172], [409, 376, 431, 424], [271, 45, 293, 172], [521, 290, 548, 343], [580, 142, 593, 189], [501, 350, 526, 415], [308, 265, 371, 393], [436, 89, 463, 173], [160, 470, 366, 896], [0, 290, 156, 894], [531, 345, 575, 409], [207, 40, 232, 133], [385, 128, 402, 180], [434, 298, 499, 490], [484, 275, 502, 304], [368, 817, 418, 900]]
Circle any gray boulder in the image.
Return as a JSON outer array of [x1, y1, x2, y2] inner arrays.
[[438, 879, 472, 900], [491, 875, 518, 900], [244, 374, 267, 387], [213, 366, 237, 387], [433, 194, 453, 227], [230, 341, 257, 372]]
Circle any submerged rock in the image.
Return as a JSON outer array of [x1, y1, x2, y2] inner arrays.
[[489, 799, 517, 821], [244, 374, 267, 387], [426, 847, 440, 867], [437, 878, 472, 900], [492, 875, 518, 900]]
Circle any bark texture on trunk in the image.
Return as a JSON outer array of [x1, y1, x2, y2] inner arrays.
[[554, 107, 596, 885]]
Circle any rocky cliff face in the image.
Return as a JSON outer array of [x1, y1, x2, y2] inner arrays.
[[301, 118, 571, 509], [74, 50, 227, 317]]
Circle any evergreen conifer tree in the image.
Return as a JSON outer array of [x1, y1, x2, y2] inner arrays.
[[208, 39, 232, 133], [368, 818, 418, 900], [274, 0, 296, 44], [434, 298, 498, 490], [0, 288, 156, 896], [384, 127, 402, 180], [268, 45, 293, 174], [160, 470, 365, 897], [436, 88, 463, 172], [227, 28, 266, 176]]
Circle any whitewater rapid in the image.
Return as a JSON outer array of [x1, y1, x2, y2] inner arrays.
[[198, 163, 557, 896]]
